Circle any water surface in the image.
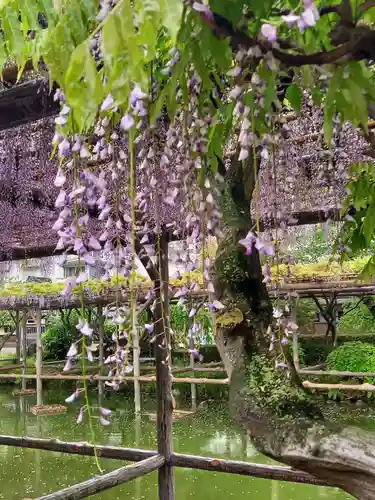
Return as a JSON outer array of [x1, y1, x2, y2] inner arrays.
[[0, 387, 356, 499]]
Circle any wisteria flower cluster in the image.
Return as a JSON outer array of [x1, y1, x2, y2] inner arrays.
[[261, 0, 320, 42]]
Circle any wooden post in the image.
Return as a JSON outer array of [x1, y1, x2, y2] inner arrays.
[[291, 299, 300, 371], [155, 232, 174, 500], [97, 306, 104, 406], [21, 311, 27, 390], [36, 308, 43, 406], [15, 310, 20, 363]]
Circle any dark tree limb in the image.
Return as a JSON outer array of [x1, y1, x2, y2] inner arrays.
[[360, 0, 375, 14], [194, 3, 375, 67]]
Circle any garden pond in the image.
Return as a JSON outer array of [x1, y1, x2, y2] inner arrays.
[[0, 386, 367, 499]]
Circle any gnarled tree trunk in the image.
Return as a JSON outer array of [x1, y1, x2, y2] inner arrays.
[[212, 155, 375, 500]]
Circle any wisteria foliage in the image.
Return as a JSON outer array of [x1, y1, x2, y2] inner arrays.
[[2, 0, 375, 436]]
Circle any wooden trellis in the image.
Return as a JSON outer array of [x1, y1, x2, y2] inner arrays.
[[0, 232, 332, 499], [280, 279, 375, 393]]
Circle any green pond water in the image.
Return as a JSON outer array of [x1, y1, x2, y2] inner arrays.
[[0, 386, 365, 499]]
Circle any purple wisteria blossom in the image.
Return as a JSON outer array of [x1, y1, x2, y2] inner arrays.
[[261, 24, 277, 42], [281, 0, 319, 31], [239, 231, 257, 255]]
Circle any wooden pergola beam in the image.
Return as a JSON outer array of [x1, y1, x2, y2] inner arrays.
[[259, 207, 341, 231], [0, 206, 343, 262], [0, 78, 59, 131]]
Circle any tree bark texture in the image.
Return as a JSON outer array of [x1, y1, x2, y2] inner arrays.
[[213, 154, 375, 499]]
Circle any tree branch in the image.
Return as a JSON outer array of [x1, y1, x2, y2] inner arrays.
[[360, 0, 375, 13], [195, 7, 369, 67], [341, 296, 365, 317]]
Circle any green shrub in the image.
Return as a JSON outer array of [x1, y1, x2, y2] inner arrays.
[[327, 341, 375, 373], [300, 338, 334, 366], [42, 311, 80, 360], [296, 298, 317, 335], [42, 310, 116, 360], [0, 311, 15, 332], [290, 343, 306, 367], [169, 304, 213, 348], [173, 369, 228, 401], [339, 299, 375, 335]]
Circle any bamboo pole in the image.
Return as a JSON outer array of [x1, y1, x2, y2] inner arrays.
[[36, 308, 42, 406], [0, 363, 23, 372], [0, 372, 229, 384], [97, 306, 104, 405], [188, 330, 197, 412], [15, 309, 20, 363], [133, 316, 141, 415], [298, 364, 325, 371], [0, 372, 229, 385], [170, 453, 326, 486], [300, 369, 375, 377], [291, 298, 299, 371], [21, 311, 27, 390], [0, 435, 328, 486], [171, 366, 225, 374], [0, 435, 327, 486], [34, 455, 165, 500], [155, 232, 174, 500], [303, 381, 375, 391]]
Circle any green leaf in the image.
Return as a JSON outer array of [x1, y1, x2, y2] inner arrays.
[[2, 6, 25, 60], [0, 40, 7, 76], [363, 206, 375, 246], [150, 47, 189, 123], [323, 69, 343, 144], [44, 21, 75, 83], [191, 40, 211, 90], [285, 84, 302, 112], [102, 0, 147, 104], [311, 86, 322, 106], [162, 0, 184, 41], [347, 79, 368, 134], [65, 41, 103, 131], [359, 258, 375, 280]]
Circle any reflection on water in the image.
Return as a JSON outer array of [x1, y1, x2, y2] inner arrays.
[[0, 387, 355, 499], [203, 431, 258, 458]]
